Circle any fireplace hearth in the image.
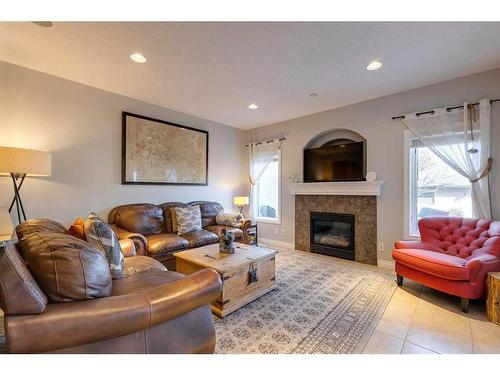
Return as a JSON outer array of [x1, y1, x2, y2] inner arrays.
[[310, 212, 355, 260]]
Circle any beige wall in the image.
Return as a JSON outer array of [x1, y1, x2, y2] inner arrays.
[[0, 61, 248, 224], [246, 69, 500, 262]]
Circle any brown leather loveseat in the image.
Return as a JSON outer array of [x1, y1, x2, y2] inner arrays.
[[109, 201, 251, 270], [0, 219, 222, 354]]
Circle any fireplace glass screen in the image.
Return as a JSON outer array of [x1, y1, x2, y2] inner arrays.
[[310, 212, 355, 260]]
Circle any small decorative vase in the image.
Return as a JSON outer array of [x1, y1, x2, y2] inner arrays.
[[219, 228, 236, 254], [366, 171, 377, 182]]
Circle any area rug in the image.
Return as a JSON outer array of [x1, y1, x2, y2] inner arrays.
[[0, 248, 395, 354], [213, 248, 396, 354]]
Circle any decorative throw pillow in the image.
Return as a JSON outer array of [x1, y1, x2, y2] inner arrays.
[[174, 205, 202, 235], [67, 217, 86, 240], [170, 207, 179, 233], [84, 212, 125, 279], [216, 213, 244, 227]]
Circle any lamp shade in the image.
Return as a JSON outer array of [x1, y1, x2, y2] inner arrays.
[[233, 196, 249, 206], [0, 147, 52, 176]]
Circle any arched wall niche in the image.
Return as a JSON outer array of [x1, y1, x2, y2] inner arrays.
[[304, 128, 366, 149]]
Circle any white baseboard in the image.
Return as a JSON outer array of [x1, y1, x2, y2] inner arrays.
[[259, 237, 295, 250], [377, 259, 395, 270], [259, 239, 395, 270]]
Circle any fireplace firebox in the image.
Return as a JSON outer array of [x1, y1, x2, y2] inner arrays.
[[310, 212, 355, 260]]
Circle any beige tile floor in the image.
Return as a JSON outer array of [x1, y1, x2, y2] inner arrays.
[[362, 277, 500, 354]]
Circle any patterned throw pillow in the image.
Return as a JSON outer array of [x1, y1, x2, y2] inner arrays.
[[84, 212, 125, 279], [215, 213, 244, 227], [174, 205, 202, 235]]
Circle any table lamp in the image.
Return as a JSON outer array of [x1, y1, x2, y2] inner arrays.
[[233, 196, 249, 214], [0, 147, 52, 224]]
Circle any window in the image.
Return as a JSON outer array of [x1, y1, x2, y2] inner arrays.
[[255, 149, 281, 223], [405, 131, 472, 237]]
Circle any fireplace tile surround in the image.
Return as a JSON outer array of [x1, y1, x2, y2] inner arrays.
[[295, 195, 377, 265]]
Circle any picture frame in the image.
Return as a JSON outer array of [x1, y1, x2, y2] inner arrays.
[[122, 112, 209, 185]]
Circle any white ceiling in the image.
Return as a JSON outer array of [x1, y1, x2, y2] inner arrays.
[[2, 22, 500, 129]]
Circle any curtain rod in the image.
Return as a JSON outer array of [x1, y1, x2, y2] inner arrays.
[[245, 137, 286, 147], [392, 98, 500, 121]]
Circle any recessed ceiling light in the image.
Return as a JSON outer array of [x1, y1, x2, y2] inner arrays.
[[366, 61, 383, 71], [248, 104, 259, 110], [130, 53, 147, 64], [32, 21, 54, 28]]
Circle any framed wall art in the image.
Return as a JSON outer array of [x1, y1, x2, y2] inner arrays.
[[122, 112, 209, 185]]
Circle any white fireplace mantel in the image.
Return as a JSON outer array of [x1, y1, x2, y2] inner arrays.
[[289, 181, 384, 196]]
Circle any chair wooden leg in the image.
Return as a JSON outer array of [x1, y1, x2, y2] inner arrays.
[[396, 274, 403, 286], [461, 297, 470, 313]]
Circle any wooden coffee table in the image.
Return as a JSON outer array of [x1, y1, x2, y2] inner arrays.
[[174, 243, 278, 317]]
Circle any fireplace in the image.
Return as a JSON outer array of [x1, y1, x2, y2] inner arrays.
[[310, 212, 355, 260]]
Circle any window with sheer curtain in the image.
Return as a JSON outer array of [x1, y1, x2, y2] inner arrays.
[[403, 99, 492, 238], [248, 141, 282, 224], [254, 150, 281, 223], [407, 136, 473, 236]]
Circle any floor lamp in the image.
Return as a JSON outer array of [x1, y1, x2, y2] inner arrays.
[[0, 147, 52, 224]]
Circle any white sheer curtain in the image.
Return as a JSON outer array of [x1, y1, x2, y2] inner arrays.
[[402, 98, 492, 219], [248, 141, 282, 221]]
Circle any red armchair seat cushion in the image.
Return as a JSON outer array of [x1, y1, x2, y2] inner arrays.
[[392, 248, 470, 281]]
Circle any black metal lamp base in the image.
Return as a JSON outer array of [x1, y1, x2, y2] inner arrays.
[[8, 173, 27, 224]]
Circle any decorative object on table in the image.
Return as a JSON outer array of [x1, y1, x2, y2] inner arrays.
[[233, 196, 249, 214], [244, 223, 258, 246], [365, 171, 377, 182], [219, 228, 236, 254], [0, 147, 52, 224], [122, 112, 208, 185], [487, 272, 500, 325]]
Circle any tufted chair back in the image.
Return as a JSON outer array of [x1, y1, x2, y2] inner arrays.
[[418, 217, 500, 259]]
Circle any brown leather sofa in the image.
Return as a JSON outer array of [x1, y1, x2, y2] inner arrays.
[[109, 201, 252, 270], [0, 219, 222, 354]]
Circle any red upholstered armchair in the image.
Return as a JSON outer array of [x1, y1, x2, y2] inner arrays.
[[393, 217, 500, 312]]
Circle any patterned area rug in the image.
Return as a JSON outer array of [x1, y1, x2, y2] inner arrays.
[[214, 248, 395, 354], [0, 248, 395, 354]]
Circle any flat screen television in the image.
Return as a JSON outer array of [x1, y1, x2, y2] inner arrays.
[[304, 141, 366, 182]]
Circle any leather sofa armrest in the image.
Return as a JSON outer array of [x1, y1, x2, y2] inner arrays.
[[240, 219, 252, 243], [240, 219, 252, 228], [394, 240, 443, 252], [111, 224, 147, 255], [5, 269, 222, 353], [5, 293, 152, 353], [145, 268, 222, 325], [119, 238, 137, 258]]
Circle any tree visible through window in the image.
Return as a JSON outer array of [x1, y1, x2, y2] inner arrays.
[[409, 144, 472, 236]]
